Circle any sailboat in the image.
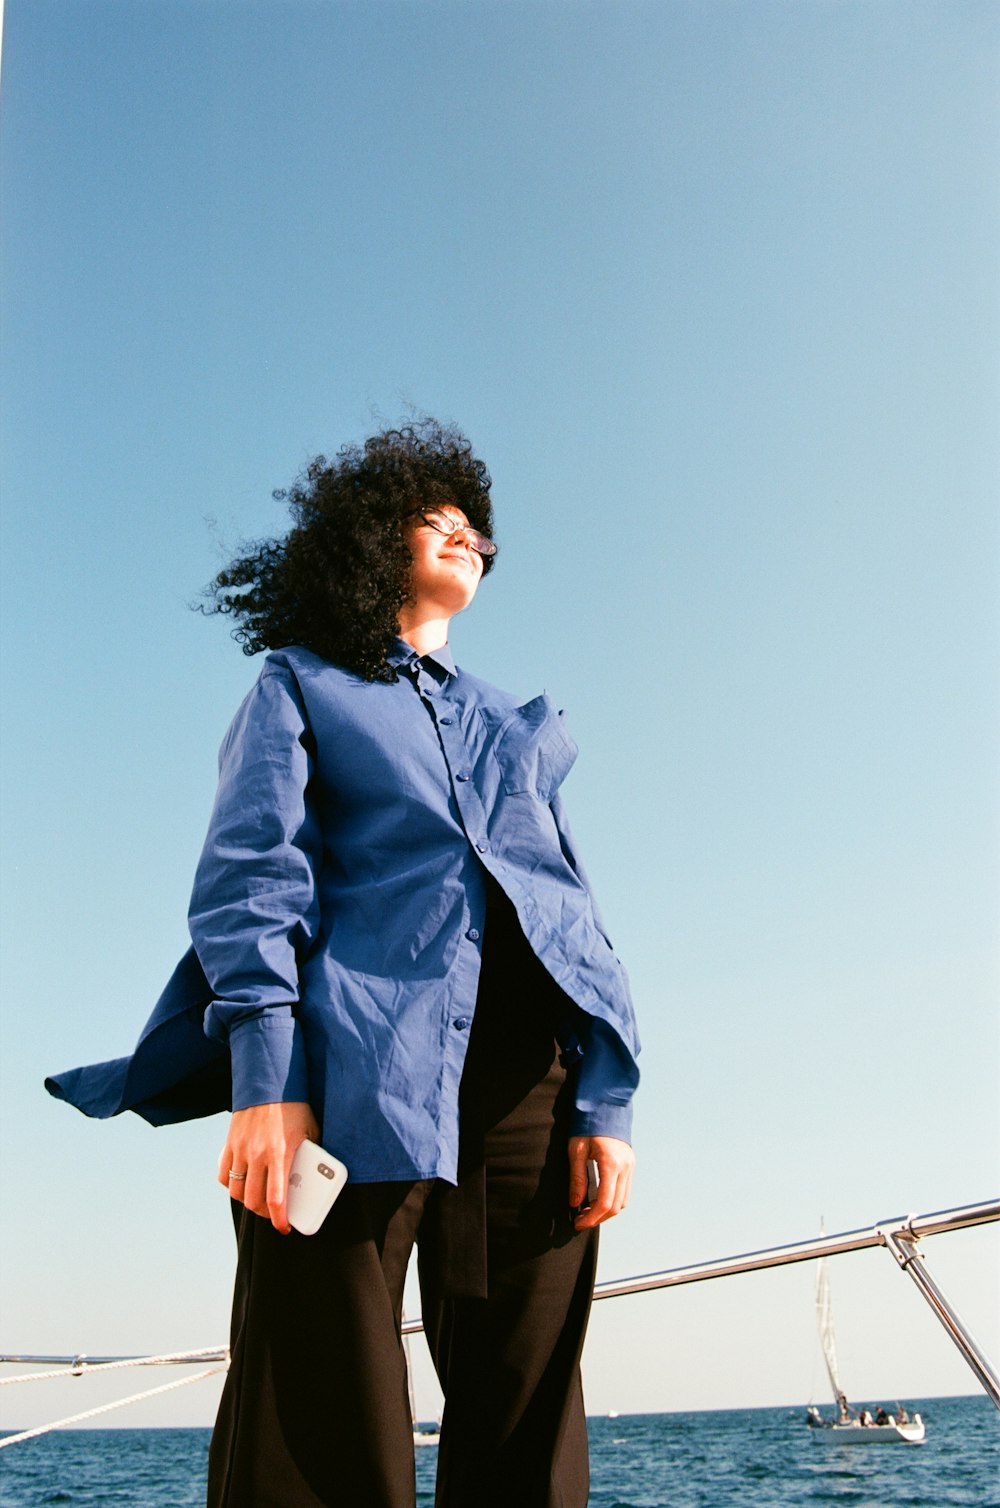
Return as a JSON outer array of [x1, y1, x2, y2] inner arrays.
[[805, 1242, 925, 1444], [403, 1328, 440, 1447]]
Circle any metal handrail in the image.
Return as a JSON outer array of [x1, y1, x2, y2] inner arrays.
[[0, 1351, 229, 1375], [4, 1199, 997, 1408], [580, 1198, 999, 1411], [589, 1198, 998, 1299], [0, 1349, 229, 1370]]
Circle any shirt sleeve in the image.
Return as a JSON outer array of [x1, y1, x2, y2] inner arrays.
[[568, 1015, 639, 1143], [190, 663, 321, 1110], [549, 791, 640, 1141]]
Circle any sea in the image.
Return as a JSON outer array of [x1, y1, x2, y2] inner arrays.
[[1, 1396, 996, 1506]]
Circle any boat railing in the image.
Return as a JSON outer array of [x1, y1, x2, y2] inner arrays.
[[571, 1198, 999, 1411], [2, 1196, 997, 1447]]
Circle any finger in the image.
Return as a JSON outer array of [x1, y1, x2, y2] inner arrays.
[[605, 1158, 635, 1220], [267, 1157, 291, 1235], [567, 1138, 590, 1208], [243, 1165, 268, 1219], [218, 1144, 238, 1190], [226, 1168, 248, 1203], [604, 1162, 630, 1218], [608, 1155, 635, 1218], [574, 1174, 619, 1229]]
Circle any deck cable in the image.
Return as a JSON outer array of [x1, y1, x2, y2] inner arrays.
[[0, 1364, 229, 1448]]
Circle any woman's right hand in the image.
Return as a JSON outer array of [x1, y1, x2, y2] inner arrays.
[[218, 1101, 320, 1233]]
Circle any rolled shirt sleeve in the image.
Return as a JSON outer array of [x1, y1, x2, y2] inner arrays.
[[190, 664, 321, 1109], [570, 1016, 639, 1143]]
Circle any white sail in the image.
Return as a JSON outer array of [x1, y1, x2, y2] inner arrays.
[[815, 1253, 842, 1402], [403, 1326, 441, 1444]]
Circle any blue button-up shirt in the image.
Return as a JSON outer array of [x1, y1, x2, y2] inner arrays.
[[48, 641, 639, 1183]]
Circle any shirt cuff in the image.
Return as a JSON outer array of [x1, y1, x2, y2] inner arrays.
[[570, 1102, 633, 1143], [227, 1015, 310, 1109]]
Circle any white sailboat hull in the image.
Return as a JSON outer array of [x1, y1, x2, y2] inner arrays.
[[810, 1415, 925, 1445]]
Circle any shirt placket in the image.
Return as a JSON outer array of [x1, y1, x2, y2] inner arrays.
[[404, 656, 491, 1179]]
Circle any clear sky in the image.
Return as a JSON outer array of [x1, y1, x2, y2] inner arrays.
[[1, 0, 997, 1431]]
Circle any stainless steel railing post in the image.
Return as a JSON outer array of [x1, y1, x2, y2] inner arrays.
[[879, 1221, 1000, 1411]]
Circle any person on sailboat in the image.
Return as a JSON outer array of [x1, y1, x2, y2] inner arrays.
[[48, 419, 640, 1508]]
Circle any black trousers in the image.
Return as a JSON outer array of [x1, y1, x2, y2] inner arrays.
[[207, 890, 598, 1508]]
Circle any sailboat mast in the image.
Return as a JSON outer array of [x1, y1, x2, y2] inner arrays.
[[404, 1330, 417, 1426]]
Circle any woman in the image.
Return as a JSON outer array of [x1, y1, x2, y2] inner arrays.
[[48, 419, 639, 1507]]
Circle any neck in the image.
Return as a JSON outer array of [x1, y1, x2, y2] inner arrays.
[[397, 607, 452, 659]]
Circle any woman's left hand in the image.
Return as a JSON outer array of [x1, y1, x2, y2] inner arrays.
[[567, 1135, 635, 1230]]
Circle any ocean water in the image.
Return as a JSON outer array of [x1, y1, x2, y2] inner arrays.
[[1, 1396, 995, 1506]]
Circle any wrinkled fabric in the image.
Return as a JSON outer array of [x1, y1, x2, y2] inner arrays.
[[47, 641, 639, 1183]]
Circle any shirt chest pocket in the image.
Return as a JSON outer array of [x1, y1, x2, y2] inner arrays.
[[480, 694, 579, 801]]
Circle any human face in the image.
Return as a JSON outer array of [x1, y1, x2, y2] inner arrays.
[[404, 505, 484, 620]]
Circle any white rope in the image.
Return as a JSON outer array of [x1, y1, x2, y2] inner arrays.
[[0, 1364, 229, 1448], [0, 1347, 228, 1387]]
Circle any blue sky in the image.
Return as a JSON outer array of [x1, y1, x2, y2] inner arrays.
[[1, 0, 997, 1427]]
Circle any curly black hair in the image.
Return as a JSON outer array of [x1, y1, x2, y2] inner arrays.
[[203, 419, 495, 682]]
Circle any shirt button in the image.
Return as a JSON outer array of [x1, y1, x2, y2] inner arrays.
[[439, 716, 453, 725], [457, 770, 471, 782], [466, 928, 480, 941], [476, 842, 488, 853], [453, 1017, 471, 1031]]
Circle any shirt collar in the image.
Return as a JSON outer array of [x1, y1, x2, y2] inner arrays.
[[388, 637, 457, 678]]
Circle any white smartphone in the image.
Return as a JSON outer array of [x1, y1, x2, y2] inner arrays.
[[286, 1139, 349, 1235]]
